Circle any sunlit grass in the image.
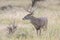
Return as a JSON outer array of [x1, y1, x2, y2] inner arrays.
[[0, 11, 60, 40]]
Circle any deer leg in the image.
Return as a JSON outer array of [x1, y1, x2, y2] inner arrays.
[[44, 20, 48, 31], [39, 28, 41, 35], [43, 24, 47, 31], [36, 29, 38, 36]]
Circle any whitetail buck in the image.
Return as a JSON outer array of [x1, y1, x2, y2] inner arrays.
[[23, 13, 48, 35]]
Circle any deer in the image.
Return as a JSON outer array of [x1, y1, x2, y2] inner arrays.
[[22, 12, 48, 35]]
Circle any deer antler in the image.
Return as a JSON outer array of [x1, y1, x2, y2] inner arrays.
[[23, 6, 37, 14]]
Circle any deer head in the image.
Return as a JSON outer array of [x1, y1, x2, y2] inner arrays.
[[23, 13, 33, 20]]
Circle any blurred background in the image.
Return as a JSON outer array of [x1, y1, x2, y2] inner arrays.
[[0, 0, 60, 40]]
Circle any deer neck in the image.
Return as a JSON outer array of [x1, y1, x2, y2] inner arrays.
[[29, 16, 36, 21]]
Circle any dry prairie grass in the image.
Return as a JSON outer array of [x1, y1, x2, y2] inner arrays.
[[0, 0, 60, 40]]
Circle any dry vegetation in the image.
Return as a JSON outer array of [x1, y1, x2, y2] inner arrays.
[[0, 0, 60, 40]]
